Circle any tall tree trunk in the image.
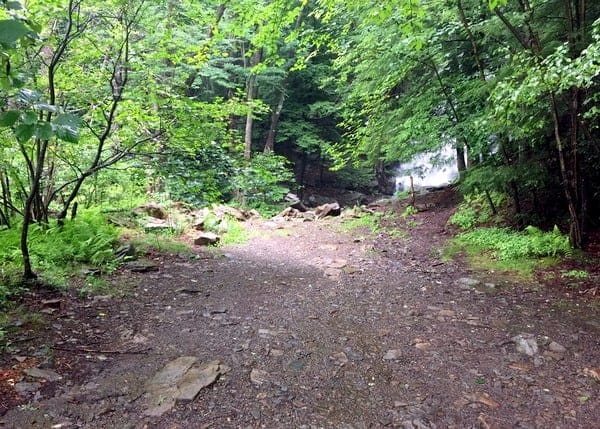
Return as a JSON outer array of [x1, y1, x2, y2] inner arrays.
[[264, 89, 285, 153], [494, 2, 585, 247], [244, 49, 262, 160]]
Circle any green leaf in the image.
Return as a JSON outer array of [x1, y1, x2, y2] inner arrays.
[[34, 122, 53, 140], [17, 88, 42, 105], [0, 19, 29, 45], [53, 113, 81, 143], [22, 111, 38, 124], [15, 123, 34, 142], [34, 103, 58, 113], [6, 1, 24, 11], [0, 110, 19, 127]]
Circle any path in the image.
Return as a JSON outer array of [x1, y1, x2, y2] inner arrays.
[[2, 197, 599, 428]]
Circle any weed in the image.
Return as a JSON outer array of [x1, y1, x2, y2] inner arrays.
[[339, 212, 382, 234], [448, 192, 506, 229], [457, 225, 571, 260], [561, 269, 590, 280], [402, 205, 418, 217], [219, 217, 251, 245]]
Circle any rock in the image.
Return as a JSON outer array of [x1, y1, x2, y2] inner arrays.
[[548, 341, 567, 353], [285, 193, 308, 212], [438, 309, 456, 317], [315, 202, 341, 218], [327, 258, 348, 269], [148, 357, 198, 388], [330, 352, 349, 366], [143, 217, 174, 230], [114, 243, 136, 259], [14, 382, 41, 395], [144, 357, 225, 416], [512, 334, 539, 356], [457, 277, 480, 288], [269, 349, 284, 357], [383, 349, 403, 360], [23, 368, 62, 382], [414, 341, 432, 351], [125, 260, 159, 273], [176, 360, 221, 401], [194, 232, 220, 246], [211, 204, 253, 221], [133, 202, 168, 220], [250, 369, 269, 386]]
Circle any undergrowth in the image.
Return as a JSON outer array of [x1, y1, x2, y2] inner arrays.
[[448, 192, 506, 229], [339, 211, 382, 233], [457, 225, 571, 260]]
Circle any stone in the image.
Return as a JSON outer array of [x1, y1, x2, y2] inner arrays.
[[125, 260, 159, 273], [194, 232, 220, 246], [548, 341, 567, 353], [24, 368, 62, 382], [114, 243, 136, 259], [144, 357, 225, 416], [512, 334, 539, 356], [133, 202, 168, 219], [414, 341, 432, 351], [250, 369, 269, 386], [147, 357, 198, 388], [315, 202, 341, 218], [176, 360, 221, 401], [144, 217, 174, 230], [438, 309, 456, 317], [14, 382, 41, 395], [457, 277, 480, 288], [383, 349, 403, 360], [330, 352, 349, 366]]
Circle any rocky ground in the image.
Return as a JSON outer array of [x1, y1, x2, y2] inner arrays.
[[1, 189, 599, 428]]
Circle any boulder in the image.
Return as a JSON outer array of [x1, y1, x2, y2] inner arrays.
[[315, 202, 341, 218], [133, 202, 168, 220], [194, 232, 220, 246]]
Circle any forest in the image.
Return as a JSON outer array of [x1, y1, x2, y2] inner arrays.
[[2, 1, 600, 426], [1, 0, 600, 286]]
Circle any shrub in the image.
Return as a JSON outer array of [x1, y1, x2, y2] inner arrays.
[[448, 192, 506, 229], [232, 153, 295, 215]]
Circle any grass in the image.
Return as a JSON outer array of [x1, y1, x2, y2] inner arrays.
[[444, 233, 561, 281], [339, 211, 382, 234]]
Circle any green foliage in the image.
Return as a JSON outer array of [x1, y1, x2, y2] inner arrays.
[[219, 217, 251, 245], [561, 269, 590, 280], [458, 225, 571, 260], [448, 192, 506, 229], [0, 210, 120, 286], [402, 205, 418, 217], [339, 211, 382, 234], [161, 142, 235, 207], [232, 153, 294, 214]]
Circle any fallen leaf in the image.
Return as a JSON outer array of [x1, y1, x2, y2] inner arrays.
[[509, 362, 532, 372], [583, 367, 600, 381], [466, 392, 500, 409]]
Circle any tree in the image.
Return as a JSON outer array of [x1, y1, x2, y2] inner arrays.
[[0, 0, 161, 279]]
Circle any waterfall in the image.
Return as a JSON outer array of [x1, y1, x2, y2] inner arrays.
[[394, 144, 459, 193]]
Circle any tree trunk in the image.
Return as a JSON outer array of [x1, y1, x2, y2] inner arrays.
[[264, 89, 285, 153], [244, 49, 262, 160]]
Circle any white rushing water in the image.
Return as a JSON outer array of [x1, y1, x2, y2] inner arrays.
[[394, 144, 459, 192]]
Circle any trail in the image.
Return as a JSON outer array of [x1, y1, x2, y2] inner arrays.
[[2, 196, 599, 428]]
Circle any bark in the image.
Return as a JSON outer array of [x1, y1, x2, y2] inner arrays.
[[264, 89, 285, 153], [21, 0, 80, 279], [243, 49, 262, 160], [55, 2, 149, 223], [494, 2, 586, 247]]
